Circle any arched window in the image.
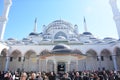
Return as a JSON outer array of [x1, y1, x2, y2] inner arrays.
[[54, 31, 67, 39]]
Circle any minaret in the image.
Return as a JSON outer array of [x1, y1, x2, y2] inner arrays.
[[109, 0, 120, 39], [84, 17, 88, 32], [0, 0, 12, 40], [34, 18, 37, 33], [74, 24, 78, 34]]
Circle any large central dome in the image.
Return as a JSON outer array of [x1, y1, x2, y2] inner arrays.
[[45, 20, 74, 33]]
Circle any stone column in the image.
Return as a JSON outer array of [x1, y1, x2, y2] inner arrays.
[[53, 61, 57, 74], [98, 56, 101, 71], [67, 62, 70, 72], [76, 61, 78, 71], [46, 60, 48, 72], [36, 55, 40, 71], [40, 59, 42, 72], [112, 55, 118, 71], [21, 56, 24, 71], [41, 59, 46, 72], [84, 59, 86, 71], [5, 55, 10, 71]]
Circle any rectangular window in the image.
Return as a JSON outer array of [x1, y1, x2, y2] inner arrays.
[[10, 57, 13, 62], [110, 56, 112, 61], [98, 67, 100, 71], [101, 56, 104, 61], [102, 67, 105, 70], [23, 57, 25, 62], [97, 56, 99, 61], [18, 57, 21, 62]]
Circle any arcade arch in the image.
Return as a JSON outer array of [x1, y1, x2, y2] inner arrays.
[[24, 50, 37, 71], [100, 49, 113, 70], [0, 48, 8, 70], [9, 50, 22, 71], [114, 47, 120, 70], [86, 49, 98, 70]]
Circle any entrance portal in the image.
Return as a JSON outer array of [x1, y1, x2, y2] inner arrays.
[[57, 62, 65, 73]]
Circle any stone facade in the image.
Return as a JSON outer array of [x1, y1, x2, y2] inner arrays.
[[0, 0, 120, 73]]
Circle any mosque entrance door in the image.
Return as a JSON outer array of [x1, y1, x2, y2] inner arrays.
[[57, 62, 65, 73]]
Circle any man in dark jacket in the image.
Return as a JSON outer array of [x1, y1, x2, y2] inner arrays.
[[74, 72, 82, 80], [48, 72, 56, 80], [61, 72, 71, 80]]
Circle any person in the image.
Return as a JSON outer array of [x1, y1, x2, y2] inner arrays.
[[29, 72, 37, 80], [0, 71, 4, 80], [115, 71, 120, 80], [102, 71, 108, 80], [74, 72, 82, 80], [42, 73, 48, 80], [20, 72, 27, 80], [82, 72, 89, 80], [13, 71, 20, 80], [36, 72, 43, 80], [108, 70, 114, 80], [4, 72, 13, 80], [61, 72, 71, 80], [48, 72, 56, 80]]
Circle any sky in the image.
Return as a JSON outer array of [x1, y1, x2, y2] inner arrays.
[[0, 0, 120, 40]]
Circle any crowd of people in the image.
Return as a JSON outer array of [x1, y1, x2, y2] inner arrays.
[[0, 70, 120, 80]]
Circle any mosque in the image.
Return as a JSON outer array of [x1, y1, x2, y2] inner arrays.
[[0, 0, 120, 73]]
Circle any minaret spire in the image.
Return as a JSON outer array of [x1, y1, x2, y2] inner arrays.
[[109, 0, 119, 16], [34, 18, 37, 33], [109, 0, 120, 39], [84, 17, 88, 32], [0, 0, 12, 40]]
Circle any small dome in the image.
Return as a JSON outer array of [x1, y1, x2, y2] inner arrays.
[[7, 38, 16, 41], [22, 38, 30, 41], [83, 32, 92, 35], [103, 37, 116, 42], [29, 32, 39, 36]]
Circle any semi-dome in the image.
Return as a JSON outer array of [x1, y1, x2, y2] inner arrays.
[[70, 38, 79, 41], [53, 44, 71, 50], [56, 36, 66, 40], [52, 44, 71, 53]]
